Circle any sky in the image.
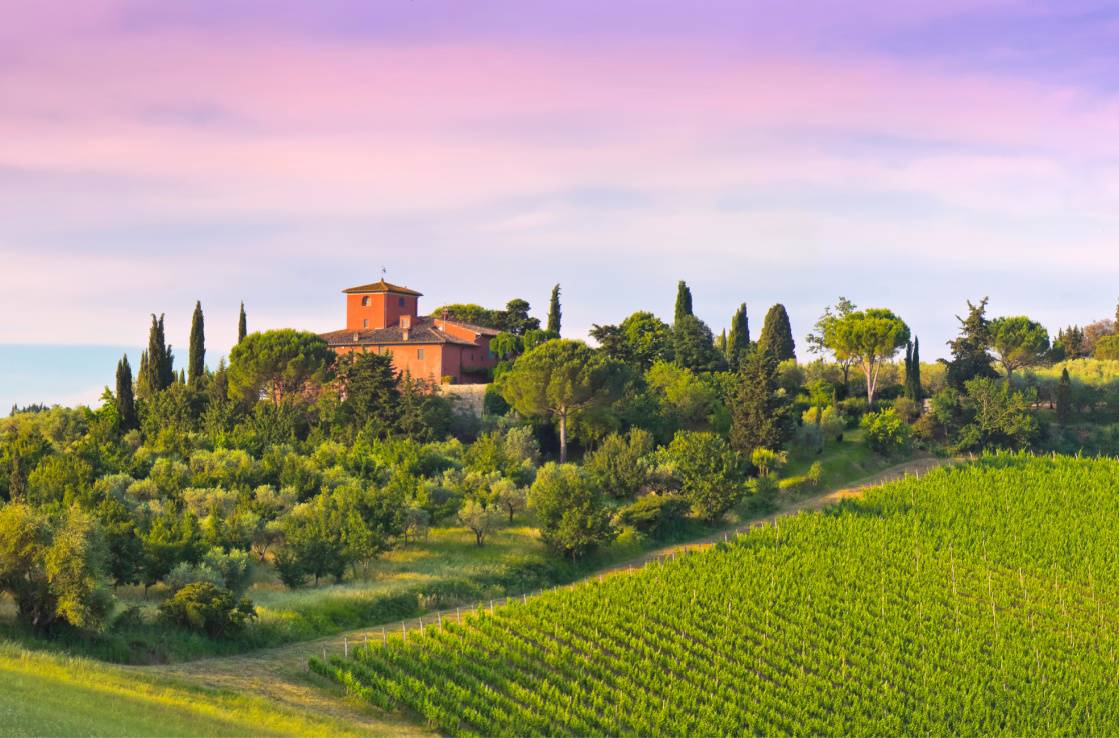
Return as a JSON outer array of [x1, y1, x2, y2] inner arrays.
[[3, 0, 1119, 409]]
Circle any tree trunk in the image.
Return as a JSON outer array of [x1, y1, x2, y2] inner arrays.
[[558, 411, 568, 463]]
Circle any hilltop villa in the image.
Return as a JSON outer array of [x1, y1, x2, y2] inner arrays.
[[319, 280, 498, 384]]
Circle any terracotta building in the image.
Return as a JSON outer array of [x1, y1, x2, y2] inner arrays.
[[319, 280, 498, 384]]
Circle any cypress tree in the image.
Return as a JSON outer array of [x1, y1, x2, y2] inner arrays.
[[1056, 368, 1072, 426], [115, 354, 137, 431], [726, 303, 751, 370], [546, 285, 562, 335], [729, 346, 793, 458], [188, 301, 205, 384], [674, 281, 693, 325], [143, 313, 174, 393], [238, 302, 247, 344], [757, 304, 795, 362], [904, 338, 922, 402]]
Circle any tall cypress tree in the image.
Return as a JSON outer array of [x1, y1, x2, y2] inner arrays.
[[143, 313, 174, 393], [115, 354, 137, 430], [757, 304, 795, 362], [546, 285, 562, 335], [188, 301, 205, 384], [904, 338, 922, 402], [674, 281, 693, 325], [238, 302, 247, 344], [726, 303, 751, 370]]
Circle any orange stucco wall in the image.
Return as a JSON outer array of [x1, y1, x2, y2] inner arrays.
[[346, 292, 419, 330], [334, 343, 446, 382]]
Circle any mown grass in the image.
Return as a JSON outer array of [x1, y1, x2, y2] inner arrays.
[[781, 428, 897, 491], [0, 640, 366, 737]]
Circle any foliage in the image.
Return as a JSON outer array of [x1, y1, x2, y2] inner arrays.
[[546, 284, 562, 335], [956, 378, 1038, 451], [725, 303, 751, 370], [729, 348, 793, 459], [457, 499, 503, 546], [824, 308, 909, 406], [158, 581, 256, 638], [756, 304, 795, 362], [945, 298, 998, 389], [657, 431, 742, 521], [989, 315, 1049, 379], [616, 494, 689, 539], [592, 312, 674, 370], [672, 315, 725, 373], [529, 463, 614, 560], [1094, 334, 1119, 360], [498, 340, 625, 462], [673, 281, 693, 325], [115, 355, 138, 431], [0, 504, 110, 631], [227, 330, 334, 404], [188, 301, 206, 384], [583, 428, 654, 499], [749, 447, 787, 478], [859, 408, 912, 456]]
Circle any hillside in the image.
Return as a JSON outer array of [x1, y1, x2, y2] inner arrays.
[[317, 455, 1119, 736]]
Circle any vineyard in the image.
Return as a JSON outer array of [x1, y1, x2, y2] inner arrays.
[[314, 454, 1119, 737]]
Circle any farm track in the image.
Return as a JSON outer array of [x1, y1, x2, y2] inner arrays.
[[144, 454, 954, 737]]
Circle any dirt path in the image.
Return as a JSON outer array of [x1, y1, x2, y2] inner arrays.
[[146, 454, 954, 736]]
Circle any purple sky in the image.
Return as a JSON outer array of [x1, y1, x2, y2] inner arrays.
[[3, 1, 1119, 406]]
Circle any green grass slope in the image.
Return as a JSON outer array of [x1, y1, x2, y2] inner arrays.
[[0, 642, 365, 737], [317, 454, 1119, 736]]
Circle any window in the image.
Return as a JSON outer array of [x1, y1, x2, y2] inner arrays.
[[362, 319, 368, 328], [361, 296, 370, 306], [417, 348, 425, 360], [398, 297, 405, 307]]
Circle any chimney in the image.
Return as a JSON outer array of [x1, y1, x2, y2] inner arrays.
[[400, 314, 412, 341]]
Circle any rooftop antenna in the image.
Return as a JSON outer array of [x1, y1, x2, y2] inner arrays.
[[380, 266, 387, 279]]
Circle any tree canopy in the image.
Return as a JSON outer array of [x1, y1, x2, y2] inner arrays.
[[989, 316, 1050, 381], [824, 308, 910, 406], [227, 330, 334, 404], [498, 340, 624, 462], [757, 304, 796, 362]]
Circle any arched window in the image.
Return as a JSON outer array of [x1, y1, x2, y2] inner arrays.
[[361, 296, 370, 306]]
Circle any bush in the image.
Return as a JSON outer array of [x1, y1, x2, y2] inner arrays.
[[891, 396, 921, 423], [806, 461, 824, 489], [584, 428, 654, 499], [838, 397, 869, 424], [529, 463, 615, 560], [860, 409, 912, 456], [616, 494, 690, 539], [158, 581, 256, 638], [657, 431, 744, 522]]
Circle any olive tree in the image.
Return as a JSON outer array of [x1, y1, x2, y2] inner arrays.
[[824, 309, 910, 407]]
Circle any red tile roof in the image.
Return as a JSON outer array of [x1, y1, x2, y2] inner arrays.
[[320, 316, 484, 347], [342, 279, 423, 296]]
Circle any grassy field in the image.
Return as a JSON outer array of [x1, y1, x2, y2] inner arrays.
[[318, 454, 1119, 736], [0, 641, 368, 737]]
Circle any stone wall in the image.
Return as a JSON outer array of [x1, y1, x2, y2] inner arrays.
[[440, 383, 489, 418]]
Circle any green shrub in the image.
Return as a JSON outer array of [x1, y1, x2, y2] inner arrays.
[[860, 409, 912, 456], [158, 582, 256, 638], [617, 494, 690, 539]]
